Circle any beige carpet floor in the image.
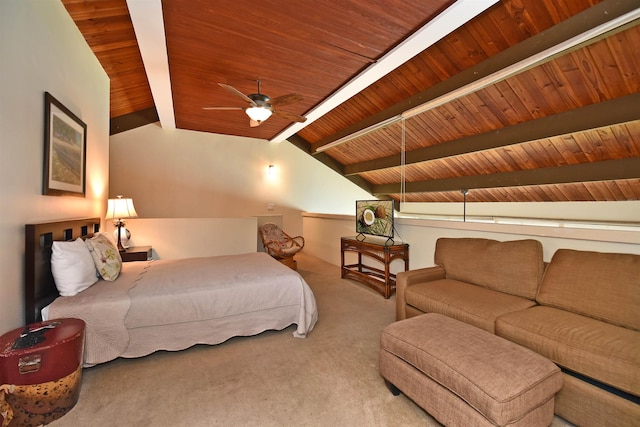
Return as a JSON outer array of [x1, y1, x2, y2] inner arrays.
[[49, 252, 572, 426]]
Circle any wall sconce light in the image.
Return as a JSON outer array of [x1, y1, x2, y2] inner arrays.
[[268, 164, 276, 177]]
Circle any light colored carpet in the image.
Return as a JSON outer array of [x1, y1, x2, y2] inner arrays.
[[49, 252, 572, 426]]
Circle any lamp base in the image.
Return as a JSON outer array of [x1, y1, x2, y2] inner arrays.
[[113, 227, 131, 249], [114, 222, 129, 252]]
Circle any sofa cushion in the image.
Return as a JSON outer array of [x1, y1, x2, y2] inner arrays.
[[405, 279, 537, 333], [496, 306, 640, 397], [434, 238, 544, 300], [537, 249, 640, 331]]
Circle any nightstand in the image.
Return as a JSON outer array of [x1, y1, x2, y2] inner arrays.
[[121, 246, 152, 262]]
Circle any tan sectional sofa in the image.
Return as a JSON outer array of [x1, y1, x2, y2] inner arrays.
[[396, 237, 640, 427]]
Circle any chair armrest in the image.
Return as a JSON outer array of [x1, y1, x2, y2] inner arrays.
[[263, 236, 304, 257], [289, 235, 305, 249], [396, 266, 445, 320]]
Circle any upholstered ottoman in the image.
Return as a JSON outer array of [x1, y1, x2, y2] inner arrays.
[[380, 313, 562, 427]]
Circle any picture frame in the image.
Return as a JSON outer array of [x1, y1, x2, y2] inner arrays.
[[43, 92, 87, 197]]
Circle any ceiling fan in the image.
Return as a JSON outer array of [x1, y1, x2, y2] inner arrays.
[[203, 80, 307, 127]]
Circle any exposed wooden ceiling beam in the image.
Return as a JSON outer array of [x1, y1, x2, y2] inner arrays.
[[110, 107, 159, 135], [311, 0, 640, 153], [344, 93, 640, 175], [372, 158, 640, 195], [286, 133, 312, 155], [126, 0, 175, 129]]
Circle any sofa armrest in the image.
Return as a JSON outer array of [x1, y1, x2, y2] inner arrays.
[[396, 266, 446, 320]]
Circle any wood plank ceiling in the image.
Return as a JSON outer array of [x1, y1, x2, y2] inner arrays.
[[61, 0, 640, 204]]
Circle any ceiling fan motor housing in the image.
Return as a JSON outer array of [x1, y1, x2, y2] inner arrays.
[[249, 93, 271, 108]]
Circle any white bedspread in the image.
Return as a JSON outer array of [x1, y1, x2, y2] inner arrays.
[[48, 252, 317, 366]]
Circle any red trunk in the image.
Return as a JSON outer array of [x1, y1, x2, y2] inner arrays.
[[0, 318, 85, 426]]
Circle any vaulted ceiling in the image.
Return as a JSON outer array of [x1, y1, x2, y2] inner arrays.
[[61, 0, 640, 204]]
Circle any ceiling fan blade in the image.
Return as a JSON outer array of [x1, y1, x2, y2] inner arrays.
[[273, 109, 307, 123], [202, 106, 244, 110], [218, 83, 256, 106], [270, 93, 303, 107], [249, 119, 261, 127]]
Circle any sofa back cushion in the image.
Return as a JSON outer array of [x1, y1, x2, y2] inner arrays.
[[434, 238, 544, 300], [537, 249, 640, 331]]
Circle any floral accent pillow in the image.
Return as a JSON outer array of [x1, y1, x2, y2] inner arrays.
[[85, 234, 122, 281]]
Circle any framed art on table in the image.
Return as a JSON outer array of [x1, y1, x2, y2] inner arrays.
[[43, 92, 87, 197]]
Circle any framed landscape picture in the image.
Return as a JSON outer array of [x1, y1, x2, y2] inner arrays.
[[43, 92, 87, 197]]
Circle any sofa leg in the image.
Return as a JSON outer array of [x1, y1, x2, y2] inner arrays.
[[385, 379, 401, 396]]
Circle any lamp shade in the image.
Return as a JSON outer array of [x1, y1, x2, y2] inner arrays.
[[246, 106, 272, 122], [105, 196, 138, 220]]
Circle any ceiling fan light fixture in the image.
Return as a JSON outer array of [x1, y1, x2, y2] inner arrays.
[[246, 106, 272, 122]]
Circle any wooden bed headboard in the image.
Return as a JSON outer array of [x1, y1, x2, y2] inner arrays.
[[25, 217, 101, 324]]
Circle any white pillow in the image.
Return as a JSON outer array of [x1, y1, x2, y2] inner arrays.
[[51, 237, 98, 296]]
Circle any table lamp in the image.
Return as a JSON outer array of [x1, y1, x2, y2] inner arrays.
[[105, 195, 138, 251]]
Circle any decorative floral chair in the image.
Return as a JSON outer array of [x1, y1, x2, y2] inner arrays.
[[259, 223, 304, 270]]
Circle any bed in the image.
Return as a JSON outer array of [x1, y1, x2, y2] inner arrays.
[[25, 218, 318, 366]]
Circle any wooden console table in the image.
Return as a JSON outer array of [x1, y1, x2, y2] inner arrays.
[[340, 236, 409, 299]]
